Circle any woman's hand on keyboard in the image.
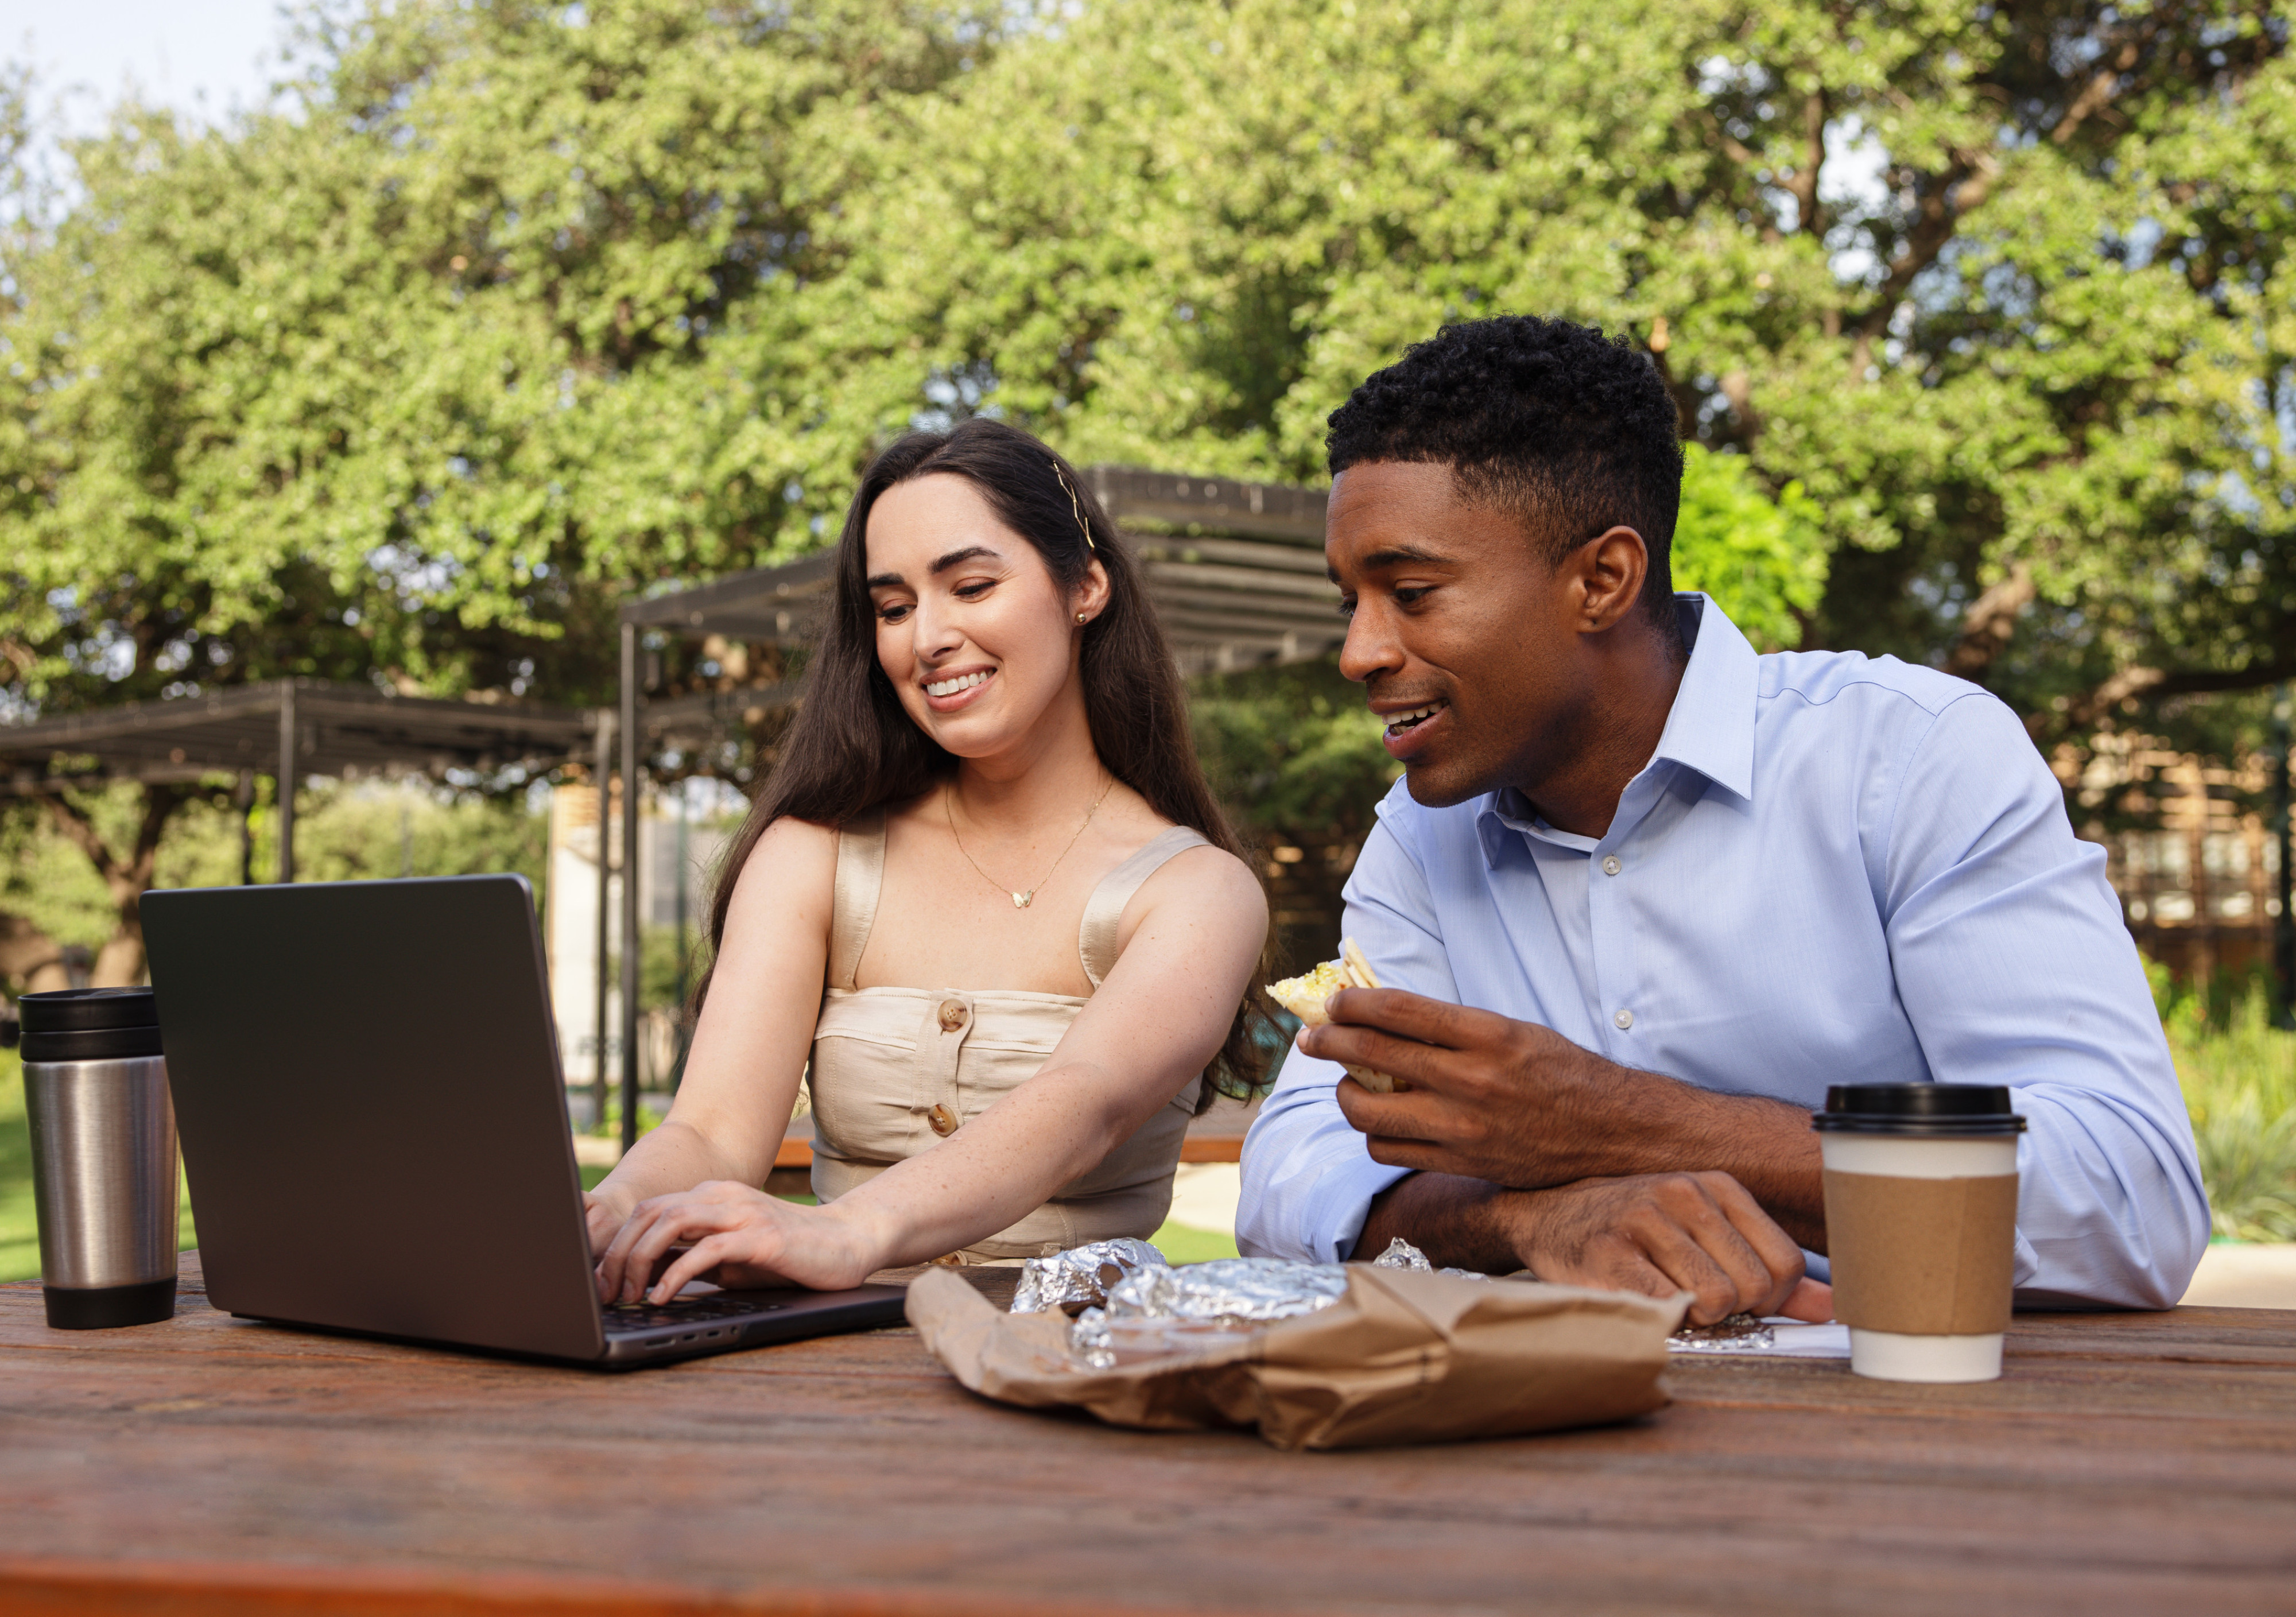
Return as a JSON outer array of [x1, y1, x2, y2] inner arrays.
[[582, 1187, 639, 1263], [593, 1180, 879, 1302]]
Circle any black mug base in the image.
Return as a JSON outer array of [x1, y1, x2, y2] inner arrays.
[[44, 1278, 176, 1330]]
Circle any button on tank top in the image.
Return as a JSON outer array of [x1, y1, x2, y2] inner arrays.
[[807, 808, 1211, 1261]]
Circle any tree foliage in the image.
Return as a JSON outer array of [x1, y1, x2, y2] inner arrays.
[[859, 0, 2295, 738], [1, 0, 2290, 894], [0, 2, 1007, 716], [1673, 443, 1832, 652]]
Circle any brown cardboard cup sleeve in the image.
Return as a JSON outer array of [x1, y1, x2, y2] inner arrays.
[[1823, 1170, 2018, 1336], [904, 1264, 1688, 1451]]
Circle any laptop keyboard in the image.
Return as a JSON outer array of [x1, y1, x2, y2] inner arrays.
[[603, 1295, 785, 1332]]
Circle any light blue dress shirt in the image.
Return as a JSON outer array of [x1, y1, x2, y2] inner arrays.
[[1237, 596, 2208, 1309]]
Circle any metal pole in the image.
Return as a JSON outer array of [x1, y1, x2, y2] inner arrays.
[[672, 782, 689, 1093], [235, 770, 254, 886], [2274, 682, 2294, 1030], [619, 622, 642, 1156], [276, 681, 297, 884], [592, 713, 614, 1134]]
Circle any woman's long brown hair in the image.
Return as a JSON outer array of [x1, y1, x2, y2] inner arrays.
[[699, 418, 1275, 1103]]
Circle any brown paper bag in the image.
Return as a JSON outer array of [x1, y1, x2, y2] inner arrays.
[[905, 1263, 1688, 1451]]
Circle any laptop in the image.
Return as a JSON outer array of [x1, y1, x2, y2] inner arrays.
[[141, 874, 909, 1368]]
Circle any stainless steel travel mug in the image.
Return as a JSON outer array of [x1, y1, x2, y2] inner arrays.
[[19, 988, 179, 1328]]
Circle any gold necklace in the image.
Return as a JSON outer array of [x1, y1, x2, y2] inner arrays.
[[945, 772, 1115, 909]]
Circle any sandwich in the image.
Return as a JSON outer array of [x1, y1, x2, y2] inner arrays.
[[1265, 939, 1405, 1093]]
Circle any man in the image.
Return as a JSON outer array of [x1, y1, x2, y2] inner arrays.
[[1235, 316, 2208, 1323]]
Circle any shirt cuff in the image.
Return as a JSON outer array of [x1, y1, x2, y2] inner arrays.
[[1237, 1046, 1411, 1262]]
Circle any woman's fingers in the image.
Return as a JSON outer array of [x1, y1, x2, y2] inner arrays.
[[599, 1193, 709, 1302], [595, 1199, 668, 1301], [595, 1185, 875, 1303], [647, 1230, 750, 1302], [583, 1196, 629, 1265], [620, 1202, 747, 1303]]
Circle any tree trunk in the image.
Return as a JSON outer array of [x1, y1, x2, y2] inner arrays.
[[0, 912, 73, 994], [1944, 563, 2036, 685], [38, 785, 190, 989]]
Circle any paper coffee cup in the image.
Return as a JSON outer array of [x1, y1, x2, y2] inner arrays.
[[1813, 1083, 2026, 1384]]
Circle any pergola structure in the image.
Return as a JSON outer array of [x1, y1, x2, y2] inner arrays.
[[0, 678, 610, 1105], [0, 678, 597, 881], [619, 466, 1339, 678]]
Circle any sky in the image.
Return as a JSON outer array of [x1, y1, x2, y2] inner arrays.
[[2, 0, 297, 151]]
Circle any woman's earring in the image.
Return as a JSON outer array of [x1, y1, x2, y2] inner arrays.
[[1075, 612, 1088, 625]]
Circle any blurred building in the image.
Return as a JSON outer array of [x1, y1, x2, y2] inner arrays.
[[544, 781, 732, 1088], [2065, 739, 2288, 983]]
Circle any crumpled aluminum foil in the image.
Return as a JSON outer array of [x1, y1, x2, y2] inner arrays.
[[1013, 1238, 1496, 1368], [1666, 1312, 1776, 1352], [1010, 1238, 1169, 1315], [1364, 1236, 1489, 1280], [1070, 1257, 1351, 1370], [1369, 1236, 1433, 1271]]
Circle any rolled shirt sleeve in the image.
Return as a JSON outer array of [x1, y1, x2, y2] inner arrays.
[[1882, 693, 2209, 1308], [1237, 817, 1441, 1261]]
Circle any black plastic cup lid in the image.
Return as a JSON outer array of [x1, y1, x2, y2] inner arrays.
[[20, 987, 158, 1034], [1812, 1082, 2026, 1135], [18, 987, 162, 1064]]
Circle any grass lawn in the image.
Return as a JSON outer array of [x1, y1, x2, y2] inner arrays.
[[1151, 1221, 1240, 1262], [1, 1050, 197, 1285]]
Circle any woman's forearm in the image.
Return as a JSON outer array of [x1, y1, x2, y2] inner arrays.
[[825, 1061, 1144, 1269], [591, 1117, 779, 1213]]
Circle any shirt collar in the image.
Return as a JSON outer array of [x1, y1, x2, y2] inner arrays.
[[1647, 593, 1758, 804], [1473, 594, 1759, 862]]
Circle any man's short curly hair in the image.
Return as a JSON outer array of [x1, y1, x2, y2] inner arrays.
[[1326, 316, 1684, 630]]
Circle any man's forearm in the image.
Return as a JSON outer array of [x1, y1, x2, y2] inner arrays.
[[1314, 998, 1830, 1247], [1356, 1087, 1830, 1258], [1607, 1080, 1828, 1250], [1358, 1172, 1532, 1273]]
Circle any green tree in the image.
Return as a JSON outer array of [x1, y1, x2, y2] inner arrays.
[[836, 0, 2293, 759], [1673, 443, 1831, 653], [11, 0, 2289, 965], [0, 2, 991, 978]]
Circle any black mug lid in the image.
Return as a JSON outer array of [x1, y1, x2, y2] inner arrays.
[[1813, 1081, 2026, 1135], [18, 988, 162, 1064], [20, 987, 158, 1034]]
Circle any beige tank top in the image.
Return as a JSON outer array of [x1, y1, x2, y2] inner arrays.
[[807, 808, 1211, 1261]]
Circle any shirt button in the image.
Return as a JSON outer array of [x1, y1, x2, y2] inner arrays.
[[937, 999, 969, 1032], [928, 1103, 959, 1136], [1614, 1009, 1634, 1030], [1601, 855, 1622, 877]]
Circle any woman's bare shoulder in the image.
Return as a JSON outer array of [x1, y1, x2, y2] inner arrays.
[[1133, 839, 1267, 926], [726, 814, 840, 916], [755, 813, 842, 859]]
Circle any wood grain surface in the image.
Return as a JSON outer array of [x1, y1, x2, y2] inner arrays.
[[1, 1255, 2291, 1616]]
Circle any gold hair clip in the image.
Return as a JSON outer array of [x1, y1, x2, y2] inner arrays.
[[1050, 459, 1096, 550]]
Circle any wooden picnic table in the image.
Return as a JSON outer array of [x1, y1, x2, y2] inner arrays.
[[1, 1253, 2291, 1616]]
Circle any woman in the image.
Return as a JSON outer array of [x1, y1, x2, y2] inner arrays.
[[587, 420, 1271, 1305]]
